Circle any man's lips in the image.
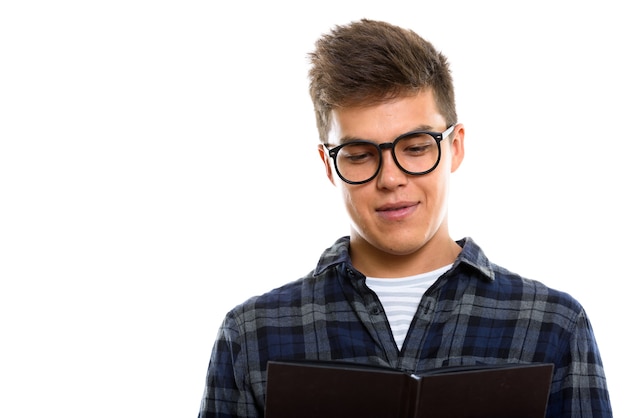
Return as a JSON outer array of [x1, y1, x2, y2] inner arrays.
[[375, 202, 419, 220]]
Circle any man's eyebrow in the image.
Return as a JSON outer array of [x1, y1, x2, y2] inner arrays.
[[406, 124, 435, 133], [338, 135, 367, 144]]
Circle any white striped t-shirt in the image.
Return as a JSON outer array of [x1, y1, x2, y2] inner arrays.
[[366, 264, 452, 349]]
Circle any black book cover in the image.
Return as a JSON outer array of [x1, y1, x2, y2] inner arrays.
[[265, 360, 553, 418]]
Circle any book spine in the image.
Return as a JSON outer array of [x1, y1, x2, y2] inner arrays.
[[404, 376, 422, 418]]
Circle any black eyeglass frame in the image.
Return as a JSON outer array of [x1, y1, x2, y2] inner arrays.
[[323, 124, 457, 185]]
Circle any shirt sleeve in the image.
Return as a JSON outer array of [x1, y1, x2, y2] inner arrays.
[[546, 308, 612, 418], [198, 313, 262, 418]]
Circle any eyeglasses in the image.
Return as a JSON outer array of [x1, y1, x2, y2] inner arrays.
[[324, 124, 456, 185]]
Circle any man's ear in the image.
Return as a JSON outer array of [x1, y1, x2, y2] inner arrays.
[[317, 144, 336, 185], [449, 124, 465, 173]]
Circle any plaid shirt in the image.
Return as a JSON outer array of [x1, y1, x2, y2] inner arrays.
[[198, 237, 612, 417]]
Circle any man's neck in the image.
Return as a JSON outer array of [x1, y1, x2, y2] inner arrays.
[[349, 234, 461, 278]]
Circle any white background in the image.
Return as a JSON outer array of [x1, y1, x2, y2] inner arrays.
[[1, 1, 623, 417]]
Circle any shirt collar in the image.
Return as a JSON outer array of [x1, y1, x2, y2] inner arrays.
[[314, 236, 495, 283], [453, 237, 495, 282], [314, 236, 352, 276]]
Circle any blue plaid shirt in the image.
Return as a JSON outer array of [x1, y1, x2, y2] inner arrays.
[[198, 237, 612, 417]]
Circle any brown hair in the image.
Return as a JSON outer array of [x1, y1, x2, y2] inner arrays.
[[308, 19, 457, 143]]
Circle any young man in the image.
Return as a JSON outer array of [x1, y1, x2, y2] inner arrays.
[[198, 19, 612, 417]]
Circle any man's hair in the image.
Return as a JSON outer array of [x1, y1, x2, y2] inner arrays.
[[308, 19, 457, 143]]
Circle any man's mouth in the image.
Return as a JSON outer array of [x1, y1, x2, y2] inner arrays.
[[376, 202, 419, 220], [377, 202, 418, 212]]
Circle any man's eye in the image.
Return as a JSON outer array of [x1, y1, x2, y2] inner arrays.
[[340, 145, 377, 163], [346, 152, 373, 162], [400, 135, 436, 156], [405, 144, 431, 154]]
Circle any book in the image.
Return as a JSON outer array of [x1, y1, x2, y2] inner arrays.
[[265, 360, 553, 418]]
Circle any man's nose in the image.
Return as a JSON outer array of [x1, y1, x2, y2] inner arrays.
[[376, 147, 408, 189]]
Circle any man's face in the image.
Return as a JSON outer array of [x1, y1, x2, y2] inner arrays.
[[319, 89, 465, 262]]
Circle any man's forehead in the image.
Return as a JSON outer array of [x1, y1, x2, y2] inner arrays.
[[327, 93, 444, 144]]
